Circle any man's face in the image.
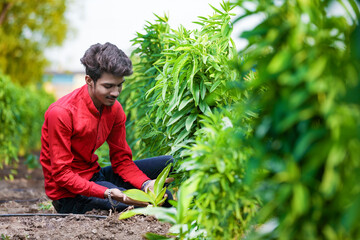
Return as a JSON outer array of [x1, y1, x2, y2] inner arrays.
[[86, 72, 124, 110]]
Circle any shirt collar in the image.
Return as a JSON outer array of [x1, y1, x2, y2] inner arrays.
[[81, 84, 102, 116]]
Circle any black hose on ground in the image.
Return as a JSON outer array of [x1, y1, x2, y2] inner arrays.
[[0, 213, 107, 219]]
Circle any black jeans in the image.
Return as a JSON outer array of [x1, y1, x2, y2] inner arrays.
[[53, 155, 173, 214]]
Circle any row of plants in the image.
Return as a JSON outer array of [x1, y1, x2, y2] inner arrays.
[[119, 2, 241, 163], [118, 0, 360, 239], [118, 1, 258, 239], [234, 0, 360, 239], [0, 72, 55, 178]]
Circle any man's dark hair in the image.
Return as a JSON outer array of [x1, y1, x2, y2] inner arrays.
[[80, 42, 133, 82]]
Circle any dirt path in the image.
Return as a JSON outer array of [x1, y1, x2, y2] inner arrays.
[[0, 159, 170, 239]]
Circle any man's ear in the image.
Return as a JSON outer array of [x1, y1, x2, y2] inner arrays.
[[85, 75, 93, 86]]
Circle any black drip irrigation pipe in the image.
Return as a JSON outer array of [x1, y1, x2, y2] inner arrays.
[[0, 213, 107, 219]]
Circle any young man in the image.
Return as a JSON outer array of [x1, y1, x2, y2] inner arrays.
[[40, 42, 173, 214]]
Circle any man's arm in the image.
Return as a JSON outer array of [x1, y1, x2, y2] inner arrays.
[[106, 108, 150, 189]]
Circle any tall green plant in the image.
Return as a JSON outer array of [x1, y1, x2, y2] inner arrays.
[[234, 0, 360, 239], [179, 105, 259, 239], [119, 14, 170, 159], [129, 2, 240, 162]]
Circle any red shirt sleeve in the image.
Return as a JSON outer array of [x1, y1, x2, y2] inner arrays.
[[47, 106, 108, 199], [107, 107, 150, 189]]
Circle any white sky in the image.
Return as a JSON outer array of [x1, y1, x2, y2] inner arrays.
[[45, 0, 252, 72]]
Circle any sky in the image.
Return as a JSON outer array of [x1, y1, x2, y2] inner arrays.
[[44, 0, 254, 72]]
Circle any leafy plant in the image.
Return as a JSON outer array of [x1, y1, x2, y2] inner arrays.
[[38, 201, 53, 211], [121, 176, 206, 240], [119, 163, 172, 216], [0, 72, 54, 177], [25, 153, 41, 169], [178, 105, 259, 240], [0, 73, 19, 169], [1, 234, 11, 240], [122, 2, 240, 164], [119, 14, 170, 160], [233, 0, 360, 239], [94, 142, 111, 167]]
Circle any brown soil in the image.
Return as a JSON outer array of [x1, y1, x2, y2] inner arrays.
[[0, 158, 171, 239]]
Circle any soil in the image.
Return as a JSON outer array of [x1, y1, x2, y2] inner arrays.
[[0, 158, 171, 239]]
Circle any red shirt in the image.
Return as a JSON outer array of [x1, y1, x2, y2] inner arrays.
[[40, 84, 150, 200]]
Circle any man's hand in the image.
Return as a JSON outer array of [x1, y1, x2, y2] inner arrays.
[[105, 188, 149, 207], [143, 177, 174, 193]]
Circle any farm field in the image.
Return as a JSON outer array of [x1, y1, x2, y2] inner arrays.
[[1, 1, 360, 239]]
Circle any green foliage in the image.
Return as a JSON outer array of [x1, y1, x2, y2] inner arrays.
[[38, 201, 52, 211], [233, 0, 360, 239], [179, 106, 259, 239], [122, 2, 240, 162], [116, 1, 360, 239], [0, 73, 19, 167], [0, 0, 69, 85], [120, 177, 206, 240], [0, 72, 54, 175], [119, 163, 172, 219], [1, 234, 11, 240], [143, 233, 171, 240], [119, 2, 260, 239], [94, 142, 111, 167], [25, 153, 41, 169], [119, 14, 170, 159]]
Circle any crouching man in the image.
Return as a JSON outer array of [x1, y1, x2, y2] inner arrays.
[[40, 42, 173, 213]]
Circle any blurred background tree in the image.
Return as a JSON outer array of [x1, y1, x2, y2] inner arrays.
[[0, 0, 69, 85], [0, 0, 69, 177]]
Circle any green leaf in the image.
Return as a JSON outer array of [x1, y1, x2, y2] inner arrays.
[[202, 55, 208, 64], [185, 113, 197, 131], [177, 177, 200, 223], [209, 4, 224, 15], [267, 49, 292, 74], [174, 45, 193, 52], [170, 118, 186, 135], [162, 83, 168, 101], [306, 56, 327, 81], [154, 163, 172, 196], [189, 58, 198, 94], [166, 106, 192, 126], [123, 189, 153, 203], [179, 98, 193, 111], [118, 209, 139, 220], [144, 232, 171, 240], [120, 206, 177, 224], [157, 196, 167, 207], [174, 129, 191, 145], [200, 80, 206, 100], [291, 183, 309, 216], [192, 82, 200, 106], [199, 100, 209, 114], [172, 53, 190, 83], [210, 80, 221, 93], [155, 187, 167, 205]]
